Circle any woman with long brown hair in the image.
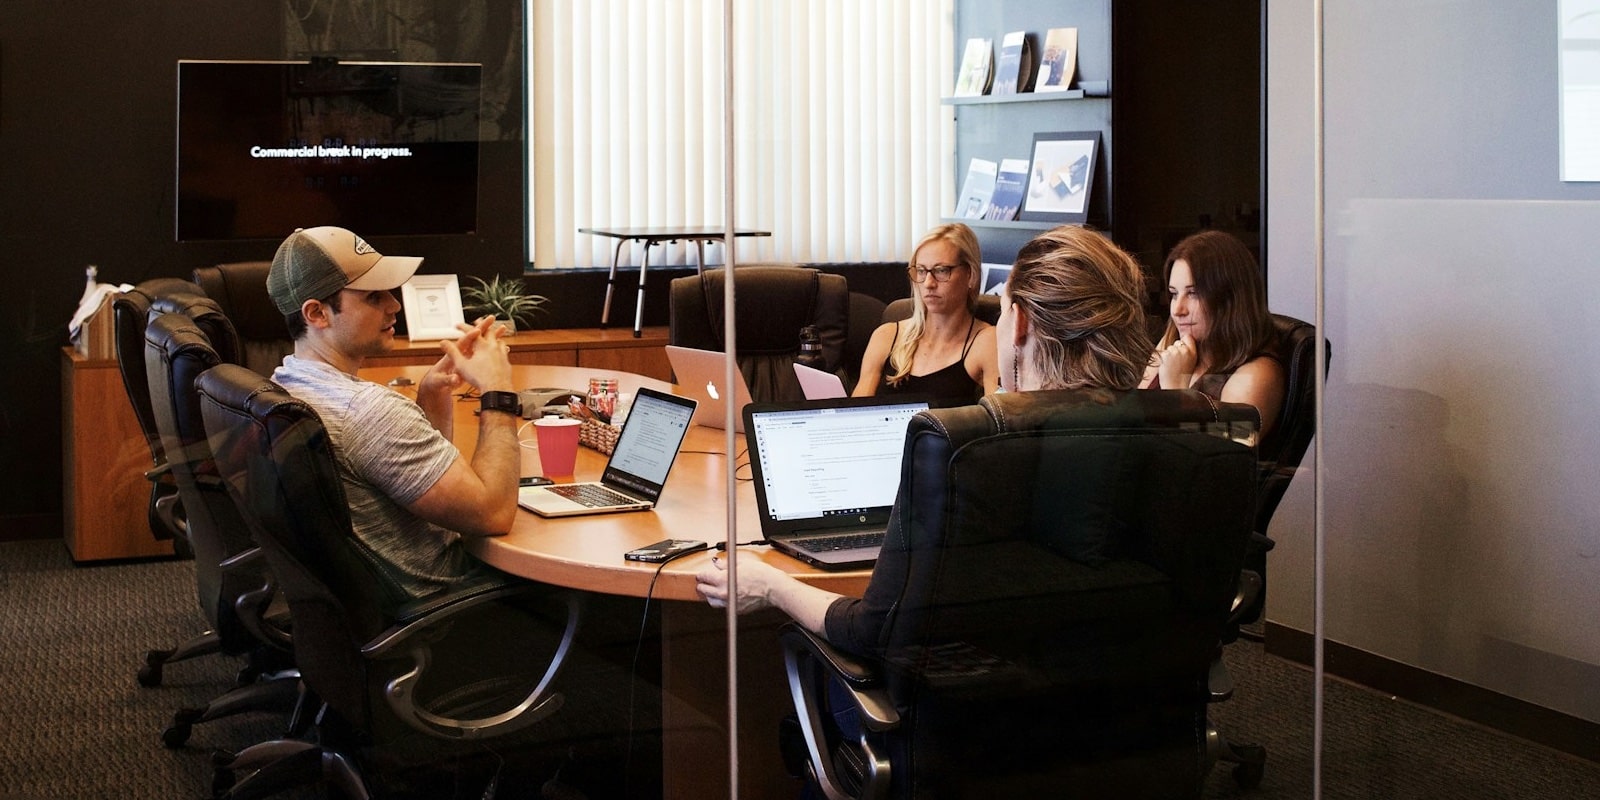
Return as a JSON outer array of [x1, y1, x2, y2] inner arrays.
[[1144, 229, 1284, 434]]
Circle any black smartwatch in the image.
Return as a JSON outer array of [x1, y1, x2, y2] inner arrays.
[[479, 390, 521, 416]]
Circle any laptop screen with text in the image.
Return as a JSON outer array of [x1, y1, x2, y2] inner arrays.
[[748, 400, 927, 524]]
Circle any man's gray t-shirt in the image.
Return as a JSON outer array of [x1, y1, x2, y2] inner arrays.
[[273, 356, 476, 600]]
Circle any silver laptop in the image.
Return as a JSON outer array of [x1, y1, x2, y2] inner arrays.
[[792, 362, 847, 400], [517, 387, 697, 518], [664, 345, 753, 433], [744, 396, 930, 570]]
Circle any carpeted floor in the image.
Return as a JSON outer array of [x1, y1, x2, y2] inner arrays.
[[2, 537, 1598, 799]]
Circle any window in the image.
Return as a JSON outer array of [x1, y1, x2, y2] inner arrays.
[[526, 0, 952, 268]]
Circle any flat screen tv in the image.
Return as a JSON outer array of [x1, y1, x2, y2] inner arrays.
[[176, 59, 481, 241]]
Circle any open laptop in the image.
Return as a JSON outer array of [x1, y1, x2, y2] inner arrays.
[[744, 396, 930, 570], [517, 387, 697, 518], [792, 362, 847, 400], [665, 345, 753, 433]]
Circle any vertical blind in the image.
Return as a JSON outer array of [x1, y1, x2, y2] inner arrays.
[[527, 0, 953, 268]]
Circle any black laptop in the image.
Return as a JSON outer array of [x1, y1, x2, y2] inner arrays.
[[743, 396, 930, 570]]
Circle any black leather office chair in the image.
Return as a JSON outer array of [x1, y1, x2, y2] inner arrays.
[[841, 292, 888, 392], [117, 284, 246, 688], [1224, 314, 1330, 628], [1205, 313, 1329, 789], [778, 389, 1258, 799], [192, 261, 294, 376], [112, 277, 205, 553], [669, 265, 849, 402], [197, 363, 579, 799], [144, 309, 299, 747], [880, 293, 1002, 326]]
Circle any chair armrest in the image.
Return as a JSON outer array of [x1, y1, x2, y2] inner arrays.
[[222, 548, 292, 651], [367, 572, 539, 653], [1229, 569, 1263, 626], [365, 577, 580, 741], [779, 622, 898, 799], [781, 622, 879, 689], [151, 491, 185, 541], [780, 623, 899, 731]]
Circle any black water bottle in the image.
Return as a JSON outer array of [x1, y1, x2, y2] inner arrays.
[[797, 325, 824, 369]]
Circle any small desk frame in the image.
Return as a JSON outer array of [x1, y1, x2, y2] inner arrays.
[[579, 226, 772, 338]]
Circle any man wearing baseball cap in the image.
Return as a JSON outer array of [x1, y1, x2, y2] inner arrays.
[[268, 226, 522, 601]]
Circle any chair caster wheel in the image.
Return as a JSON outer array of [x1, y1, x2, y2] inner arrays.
[[1230, 743, 1266, 789], [235, 665, 261, 687], [139, 650, 170, 687], [211, 766, 235, 797], [163, 707, 203, 748], [163, 722, 192, 748], [1233, 761, 1264, 790]]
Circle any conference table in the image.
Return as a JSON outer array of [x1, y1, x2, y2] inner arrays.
[[359, 361, 869, 799]]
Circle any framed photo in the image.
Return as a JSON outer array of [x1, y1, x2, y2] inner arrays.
[[400, 274, 465, 340], [1018, 131, 1100, 224], [979, 262, 1012, 296]]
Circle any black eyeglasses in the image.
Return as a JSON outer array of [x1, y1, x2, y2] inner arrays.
[[908, 264, 962, 283]]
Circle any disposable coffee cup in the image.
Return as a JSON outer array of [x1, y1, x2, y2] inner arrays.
[[533, 417, 582, 477]]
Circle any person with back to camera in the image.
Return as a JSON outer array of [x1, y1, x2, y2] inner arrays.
[[853, 222, 999, 406], [696, 224, 1152, 651], [267, 225, 522, 601], [1143, 229, 1285, 438]]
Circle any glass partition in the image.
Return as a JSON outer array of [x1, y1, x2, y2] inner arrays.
[[1313, 0, 1600, 796]]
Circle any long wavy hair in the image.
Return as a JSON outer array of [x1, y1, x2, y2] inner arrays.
[[1007, 226, 1150, 391], [885, 223, 982, 386], [1158, 230, 1274, 374]]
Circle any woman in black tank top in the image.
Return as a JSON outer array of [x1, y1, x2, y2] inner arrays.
[[1142, 230, 1285, 437], [854, 223, 998, 407]]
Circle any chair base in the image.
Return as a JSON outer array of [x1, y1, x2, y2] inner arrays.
[[139, 629, 222, 687], [163, 672, 303, 748], [212, 740, 369, 800], [1206, 722, 1266, 790]]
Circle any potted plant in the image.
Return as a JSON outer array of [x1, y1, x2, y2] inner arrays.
[[460, 275, 547, 333]]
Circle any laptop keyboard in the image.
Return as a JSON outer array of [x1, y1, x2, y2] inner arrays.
[[791, 531, 884, 553], [547, 484, 640, 508]]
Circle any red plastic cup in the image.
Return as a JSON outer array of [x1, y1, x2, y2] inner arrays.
[[533, 417, 582, 477]]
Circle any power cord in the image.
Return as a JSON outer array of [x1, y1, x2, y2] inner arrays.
[[625, 545, 706, 797]]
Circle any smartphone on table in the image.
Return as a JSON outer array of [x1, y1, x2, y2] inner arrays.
[[624, 539, 709, 563]]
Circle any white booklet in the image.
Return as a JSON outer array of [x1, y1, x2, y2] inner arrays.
[[953, 37, 994, 96], [954, 157, 998, 219]]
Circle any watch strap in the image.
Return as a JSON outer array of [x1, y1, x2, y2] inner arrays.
[[480, 390, 522, 416]]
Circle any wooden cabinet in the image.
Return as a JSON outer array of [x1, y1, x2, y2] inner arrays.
[[363, 326, 673, 381], [61, 348, 175, 562], [60, 327, 671, 562]]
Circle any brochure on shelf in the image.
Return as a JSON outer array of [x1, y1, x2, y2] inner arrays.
[[992, 30, 1034, 95], [984, 158, 1030, 221], [1036, 27, 1079, 92], [954, 157, 998, 219], [953, 37, 994, 96]]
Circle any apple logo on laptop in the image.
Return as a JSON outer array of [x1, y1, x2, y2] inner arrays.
[[705, 381, 720, 401]]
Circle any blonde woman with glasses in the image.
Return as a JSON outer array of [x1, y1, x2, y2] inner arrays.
[[853, 223, 999, 406]]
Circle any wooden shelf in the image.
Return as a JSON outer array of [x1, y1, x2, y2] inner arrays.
[[942, 89, 1088, 106], [365, 326, 673, 381]]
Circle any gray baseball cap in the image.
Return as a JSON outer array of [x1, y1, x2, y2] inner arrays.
[[266, 226, 423, 315]]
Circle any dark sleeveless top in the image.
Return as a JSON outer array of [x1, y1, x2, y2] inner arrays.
[[1144, 345, 1281, 403], [879, 318, 983, 407]]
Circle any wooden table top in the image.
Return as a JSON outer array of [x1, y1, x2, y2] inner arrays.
[[357, 363, 870, 602]]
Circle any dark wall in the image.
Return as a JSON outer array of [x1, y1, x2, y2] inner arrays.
[[0, 1, 526, 536]]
